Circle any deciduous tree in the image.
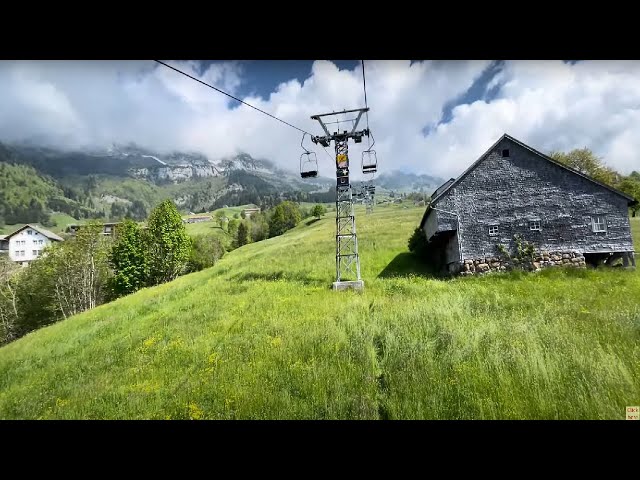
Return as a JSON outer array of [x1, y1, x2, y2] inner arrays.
[[146, 200, 191, 285], [110, 219, 149, 297], [549, 148, 620, 186], [311, 204, 326, 219]]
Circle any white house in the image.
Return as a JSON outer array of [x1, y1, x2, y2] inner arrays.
[[1, 224, 64, 266]]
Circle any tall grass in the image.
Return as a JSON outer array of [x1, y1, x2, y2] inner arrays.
[[0, 204, 638, 419]]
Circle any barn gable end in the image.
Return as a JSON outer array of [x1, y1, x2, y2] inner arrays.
[[421, 134, 636, 272]]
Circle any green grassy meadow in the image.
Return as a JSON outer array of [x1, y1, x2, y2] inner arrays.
[[0, 203, 638, 419], [184, 221, 232, 246], [189, 204, 255, 219]]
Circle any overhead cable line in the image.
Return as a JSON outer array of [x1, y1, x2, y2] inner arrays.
[[154, 60, 333, 161], [361, 60, 371, 148]]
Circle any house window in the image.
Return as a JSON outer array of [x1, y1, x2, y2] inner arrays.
[[39, 240, 43, 245], [20, 250, 25, 256], [488, 225, 499, 236], [592, 215, 607, 232], [529, 220, 541, 231], [27, 230, 32, 235], [32, 250, 37, 256], [502, 149, 510, 157]]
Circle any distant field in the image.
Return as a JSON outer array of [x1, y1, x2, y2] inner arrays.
[[185, 204, 257, 219], [298, 201, 333, 210], [182, 204, 253, 248], [184, 221, 232, 246], [0, 204, 638, 419], [50, 213, 79, 231]]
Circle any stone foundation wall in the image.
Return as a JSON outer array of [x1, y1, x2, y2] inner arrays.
[[459, 250, 586, 275]]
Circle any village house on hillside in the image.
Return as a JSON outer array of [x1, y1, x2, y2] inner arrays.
[[183, 215, 212, 224], [242, 207, 261, 218], [65, 222, 120, 236], [0, 224, 64, 266], [420, 134, 638, 275]]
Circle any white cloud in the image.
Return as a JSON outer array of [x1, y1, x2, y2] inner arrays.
[[426, 60, 640, 178], [0, 59, 638, 182]]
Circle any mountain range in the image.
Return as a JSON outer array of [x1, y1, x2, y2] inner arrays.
[[0, 140, 444, 227]]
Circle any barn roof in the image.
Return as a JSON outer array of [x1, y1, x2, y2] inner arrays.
[[4, 224, 64, 242], [420, 133, 638, 229]]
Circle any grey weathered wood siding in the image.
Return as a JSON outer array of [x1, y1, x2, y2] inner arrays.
[[433, 137, 634, 261]]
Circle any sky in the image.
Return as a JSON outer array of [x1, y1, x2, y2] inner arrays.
[[0, 59, 639, 180]]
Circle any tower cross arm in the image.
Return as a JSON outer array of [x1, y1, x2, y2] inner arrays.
[[310, 107, 369, 139]]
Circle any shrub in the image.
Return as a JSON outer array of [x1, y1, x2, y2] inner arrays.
[[408, 227, 429, 257], [496, 234, 537, 270], [311, 204, 327, 219], [187, 235, 225, 273]]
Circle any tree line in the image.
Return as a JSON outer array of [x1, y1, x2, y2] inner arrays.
[[215, 201, 328, 250]]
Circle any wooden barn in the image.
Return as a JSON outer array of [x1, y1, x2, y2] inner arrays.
[[419, 134, 638, 274]]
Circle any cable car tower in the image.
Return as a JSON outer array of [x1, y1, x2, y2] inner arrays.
[[305, 107, 370, 291]]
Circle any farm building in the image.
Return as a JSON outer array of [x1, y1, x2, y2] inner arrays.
[[419, 134, 638, 274], [242, 208, 261, 218], [65, 222, 120, 236], [183, 215, 212, 224]]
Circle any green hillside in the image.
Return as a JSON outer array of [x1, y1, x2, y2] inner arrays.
[[0, 204, 638, 419]]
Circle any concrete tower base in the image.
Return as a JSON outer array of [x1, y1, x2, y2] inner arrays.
[[332, 280, 365, 291]]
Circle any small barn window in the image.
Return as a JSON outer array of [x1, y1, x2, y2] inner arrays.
[[488, 225, 499, 236], [502, 149, 510, 157], [529, 220, 541, 231], [592, 215, 607, 232]]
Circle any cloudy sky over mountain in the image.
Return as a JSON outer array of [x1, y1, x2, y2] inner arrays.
[[0, 59, 638, 179]]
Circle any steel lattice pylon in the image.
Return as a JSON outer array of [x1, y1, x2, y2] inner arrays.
[[335, 141, 361, 283], [310, 107, 370, 291]]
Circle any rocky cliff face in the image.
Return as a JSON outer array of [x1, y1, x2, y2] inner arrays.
[[130, 164, 222, 182]]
